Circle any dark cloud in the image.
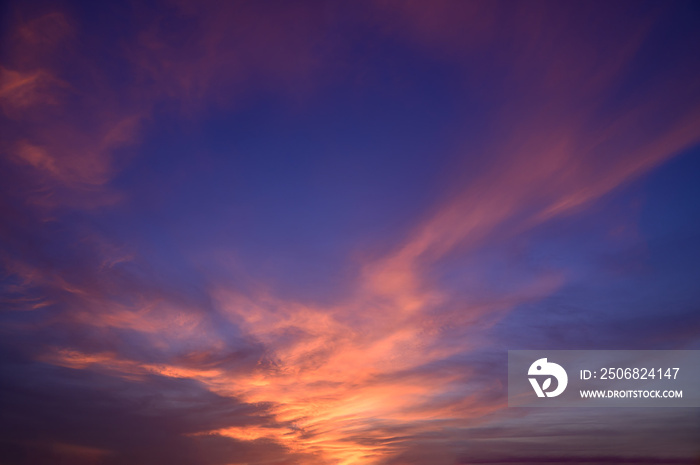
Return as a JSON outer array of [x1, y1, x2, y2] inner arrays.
[[0, 344, 315, 465]]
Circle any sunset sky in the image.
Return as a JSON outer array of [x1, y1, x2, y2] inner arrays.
[[1, 1, 700, 464]]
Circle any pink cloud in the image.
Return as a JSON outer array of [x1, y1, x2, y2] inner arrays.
[[2, 2, 699, 464]]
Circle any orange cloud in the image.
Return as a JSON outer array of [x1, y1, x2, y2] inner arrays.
[[4, 2, 699, 464]]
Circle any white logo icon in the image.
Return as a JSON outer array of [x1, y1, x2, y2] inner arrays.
[[528, 358, 568, 397]]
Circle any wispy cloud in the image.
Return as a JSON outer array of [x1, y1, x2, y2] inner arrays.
[[1, 1, 699, 464]]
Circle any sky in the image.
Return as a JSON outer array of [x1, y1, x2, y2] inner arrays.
[[1, 1, 700, 464]]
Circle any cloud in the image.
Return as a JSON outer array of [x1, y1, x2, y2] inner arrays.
[[0, 1, 336, 209], [1, 1, 699, 464], [0, 345, 317, 465]]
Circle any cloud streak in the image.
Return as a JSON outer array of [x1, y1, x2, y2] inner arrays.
[[1, 1, 700, 464]]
